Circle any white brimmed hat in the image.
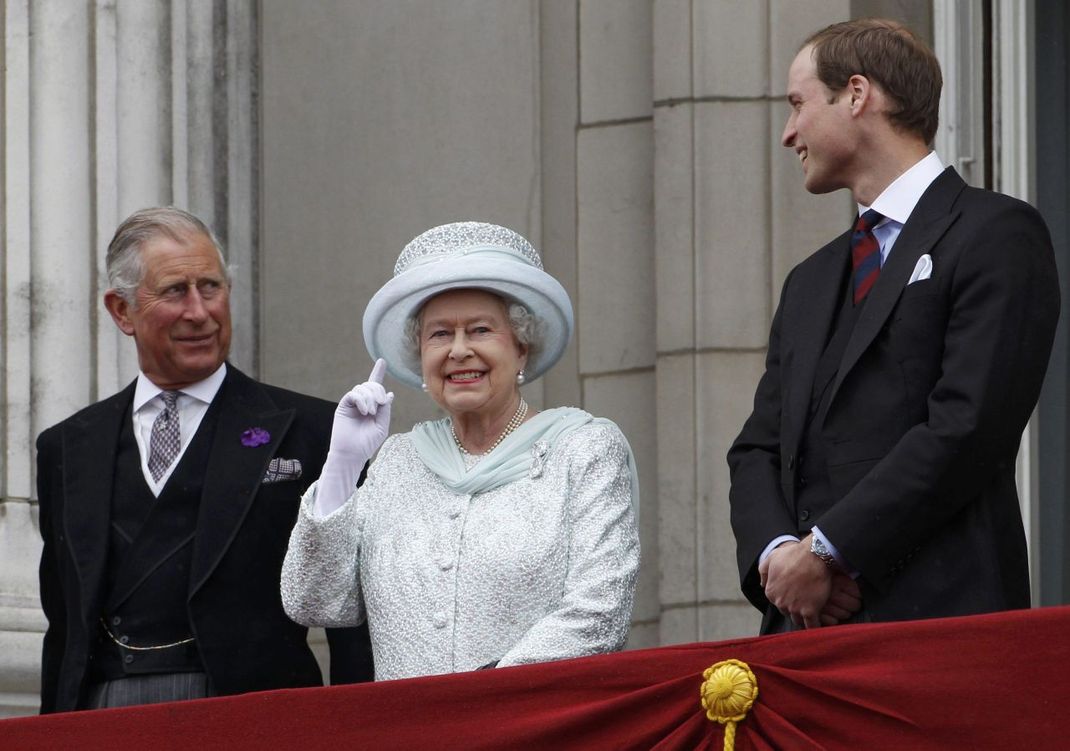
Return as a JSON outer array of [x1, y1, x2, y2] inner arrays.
[[362, 222, 574, 389]]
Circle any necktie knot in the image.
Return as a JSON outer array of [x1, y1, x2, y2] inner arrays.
[[161, 390, 179, 410], [855, 208, 884, 234]]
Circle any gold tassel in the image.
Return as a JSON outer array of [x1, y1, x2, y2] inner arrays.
[[700, 659, 759, 751]]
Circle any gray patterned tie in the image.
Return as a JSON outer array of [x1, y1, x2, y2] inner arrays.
[[148, 391, 181, 482]]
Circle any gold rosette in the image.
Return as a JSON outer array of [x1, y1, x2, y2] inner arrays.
[[700, 659, 758, 751]]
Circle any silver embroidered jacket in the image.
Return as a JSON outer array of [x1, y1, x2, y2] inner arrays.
[[281, 420, 640, 681]]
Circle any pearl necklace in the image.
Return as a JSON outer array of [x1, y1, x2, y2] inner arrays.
[[452, 397, 528, 456]]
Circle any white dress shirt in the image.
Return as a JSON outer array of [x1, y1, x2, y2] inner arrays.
[[131, 363, 227, 496], [863, 150, 945, 267], [762, 152, 946, 574]]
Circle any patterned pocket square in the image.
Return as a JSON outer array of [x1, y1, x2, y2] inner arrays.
[[262, 457, 302, 484]]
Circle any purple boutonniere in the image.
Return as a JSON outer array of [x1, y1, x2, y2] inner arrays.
[[241, 427, 271, 447]]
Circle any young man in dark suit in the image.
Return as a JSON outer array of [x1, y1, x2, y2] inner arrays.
[[37, 207, 372, 711], [728, 19, 1060, 633]]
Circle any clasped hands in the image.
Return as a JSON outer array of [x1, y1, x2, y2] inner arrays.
[[759, 534, 862, 629]]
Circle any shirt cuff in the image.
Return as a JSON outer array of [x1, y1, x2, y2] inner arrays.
[[759, 535, 800, 567], [811, 526, 859, 579]]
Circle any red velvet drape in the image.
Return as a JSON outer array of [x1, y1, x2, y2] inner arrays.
[[4, 606, 1068, 750]]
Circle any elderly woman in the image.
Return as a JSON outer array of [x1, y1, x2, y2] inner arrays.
[[281, 222, 639, 681]]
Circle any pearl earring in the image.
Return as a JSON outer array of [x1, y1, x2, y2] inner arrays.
[[421, 382, 429, 392], [516, 370, 526, 386]]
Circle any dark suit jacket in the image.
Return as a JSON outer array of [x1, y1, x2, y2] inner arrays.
[[37, 365, 373, 713], [728, 168, 1060, 626]]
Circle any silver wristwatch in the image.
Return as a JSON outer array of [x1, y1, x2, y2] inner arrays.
[[809, 536, 838, 569]]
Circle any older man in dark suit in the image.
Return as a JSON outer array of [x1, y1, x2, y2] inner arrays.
[[728, 19, 1060, 633], [36, 207, 372, 712]]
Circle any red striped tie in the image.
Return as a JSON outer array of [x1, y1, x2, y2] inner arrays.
[[851, 209, 884, 304]]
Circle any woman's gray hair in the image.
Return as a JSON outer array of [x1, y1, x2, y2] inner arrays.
[[402, 294, 543, 372], [106, 206, 231, 304]]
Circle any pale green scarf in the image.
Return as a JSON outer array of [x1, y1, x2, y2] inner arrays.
[[410, 407, 639, 514]]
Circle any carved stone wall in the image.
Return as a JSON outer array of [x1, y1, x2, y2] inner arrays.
[[0, 0, 257, 717]]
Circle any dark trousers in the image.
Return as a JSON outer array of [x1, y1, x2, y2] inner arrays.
[[84, 672, 213, 709]]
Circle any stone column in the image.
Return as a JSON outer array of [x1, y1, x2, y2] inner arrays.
[[653, 0, 853, 645], [0, 0, 258, 717], [570, 0, 660, 649]]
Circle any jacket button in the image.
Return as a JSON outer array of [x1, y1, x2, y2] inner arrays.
[[123, 655, 134, 664], [800, 509, 811, 522], [111, 616, 122, 626], [439, 559, 453, 571], [433, 612, 448, 629], [448, 509, 461, 520], [119, 635, 129, 645]]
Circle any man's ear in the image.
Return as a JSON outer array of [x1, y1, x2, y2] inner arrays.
[[846, 73, 871, 115], [103, 289, 136, 336]]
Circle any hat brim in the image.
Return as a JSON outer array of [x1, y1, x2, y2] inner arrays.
[[362, 256, 574, 389]]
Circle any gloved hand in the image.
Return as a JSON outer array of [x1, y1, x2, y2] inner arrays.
[[314, 359, 394, 517]]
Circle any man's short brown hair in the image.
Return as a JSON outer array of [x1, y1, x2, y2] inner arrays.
[[805, 18, 942, 144]]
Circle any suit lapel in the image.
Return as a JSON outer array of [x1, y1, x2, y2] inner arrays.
[[189, 367, 295, 596], [826, 168, 966, 410], [785, 234, 850, 450], [63, 383, 135, 625]]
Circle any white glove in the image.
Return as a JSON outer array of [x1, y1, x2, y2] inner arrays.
[[314, 359, 394, 517]]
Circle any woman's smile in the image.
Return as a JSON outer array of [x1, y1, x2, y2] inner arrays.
[[446, 370, 485, 385]]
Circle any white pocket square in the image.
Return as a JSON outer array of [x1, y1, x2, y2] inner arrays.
[[908, 254, 932, 284]]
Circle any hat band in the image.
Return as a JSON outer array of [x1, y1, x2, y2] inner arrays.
[[396, 244, 540, 276]]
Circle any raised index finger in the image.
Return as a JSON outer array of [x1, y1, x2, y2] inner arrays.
[[369, 357, 387, 385]]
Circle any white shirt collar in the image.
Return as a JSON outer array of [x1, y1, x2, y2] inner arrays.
[[858, 151, 945, 225], [132, 362, 228, 412]]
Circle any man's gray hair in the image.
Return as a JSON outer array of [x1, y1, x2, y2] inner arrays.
[[402, 294, 543, 372], [106, 206, 231, 304]]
